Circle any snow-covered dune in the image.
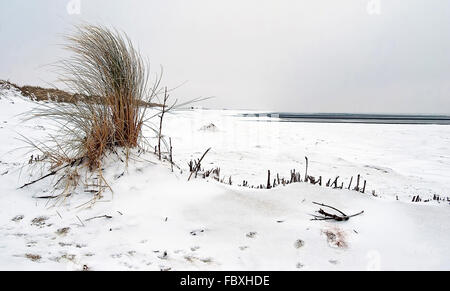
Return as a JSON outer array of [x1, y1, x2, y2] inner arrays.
[[0, 86, 448, 270]]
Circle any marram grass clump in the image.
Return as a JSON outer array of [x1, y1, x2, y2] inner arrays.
[[20, 25, 170, 202], [29, 25, 163, 170]]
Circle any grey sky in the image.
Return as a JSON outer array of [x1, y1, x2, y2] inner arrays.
[[1, 0, 449, 113]]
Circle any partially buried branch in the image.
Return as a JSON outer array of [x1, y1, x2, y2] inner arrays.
[[311, 201, 364, 221]]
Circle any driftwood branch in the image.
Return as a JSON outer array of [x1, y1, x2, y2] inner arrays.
[[311, 201, 364, 221]]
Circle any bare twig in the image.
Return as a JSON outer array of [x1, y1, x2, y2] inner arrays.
[[18, 164, 70, 189], [85, 215, 113, 222], [76, 215, 85, 227], [187, 147, 211, 181], [33, 194, 72, 199], [312, 202, 347, 216], [331, 176, 340, 188], [169, 137, 173, 172], [158, 87, 169, 160], [353, 174, 360, 191], [347, 176, 353, 190], [304, 156, 309, 182]]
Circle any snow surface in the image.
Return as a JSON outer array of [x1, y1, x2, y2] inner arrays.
[[0, 86, 449, 270]]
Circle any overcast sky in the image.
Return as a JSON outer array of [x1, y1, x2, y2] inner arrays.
[[1, 0, 449, 113]]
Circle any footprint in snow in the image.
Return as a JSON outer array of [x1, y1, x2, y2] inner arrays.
[[24, 253, 41, 262], [58, 242, 72, 247], [184, 255, 214, 264], [246, 232, 257, 238], [157, 251, 168, 260], [11, 215, 24, 222], [26, 241, 38, 248], [59, 254, 76, 263], [294, 239, 305, 249], [56, 227, 70, 236], [322, 227, 348, 249], [190, 229, 205, 236], [31, 216, 49, 227]]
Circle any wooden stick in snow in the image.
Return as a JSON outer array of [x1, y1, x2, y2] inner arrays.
[[169, 137, 173, 172], [347, 176, 353, 190], [331, 176, 339, 188], [188, 147, 211, 181], [158, 87, 169, 160], [304, 156, 309, 182], [353, 174, 360, 191]]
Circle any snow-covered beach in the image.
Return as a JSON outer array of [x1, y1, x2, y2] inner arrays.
[[0, 86, 449, 271]]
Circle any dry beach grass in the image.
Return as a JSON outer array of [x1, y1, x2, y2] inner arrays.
[[15, 25, 173, 202]]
